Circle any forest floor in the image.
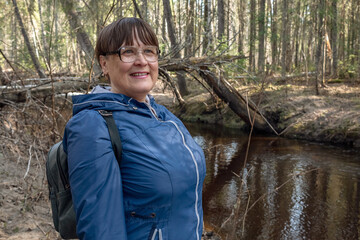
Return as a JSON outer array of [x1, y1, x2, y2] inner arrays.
[[1, 76, 360, 240]]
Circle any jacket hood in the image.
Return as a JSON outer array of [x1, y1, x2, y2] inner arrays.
[[71, 85, 157, 116]]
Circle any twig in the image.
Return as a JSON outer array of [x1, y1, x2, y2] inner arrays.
[[158, 68, 185, 106], [0, 49, 22, 82], [240, 168, 318, 223], [225, 73, 268, 239], [24, 142, 33, 179]]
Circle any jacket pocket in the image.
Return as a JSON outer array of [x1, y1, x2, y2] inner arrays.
[[124, 205, 169, 239]]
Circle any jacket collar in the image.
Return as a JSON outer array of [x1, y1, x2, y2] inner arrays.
[[72, 85, 157, 116]]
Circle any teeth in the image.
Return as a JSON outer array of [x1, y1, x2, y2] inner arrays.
[[132, 73, 147, 76]]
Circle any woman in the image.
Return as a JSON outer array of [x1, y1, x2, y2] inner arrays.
[[63, 17, 206, 240]]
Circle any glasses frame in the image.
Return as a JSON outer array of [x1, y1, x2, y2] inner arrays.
[[105, 46, 160, 63]]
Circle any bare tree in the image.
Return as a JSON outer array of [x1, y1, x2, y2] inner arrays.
[[203, 0, 212, 55], [270, 0, 278, 69], [281, 0, 288, 79], [59, 0, 101, 75], [37, 0, 49, 64], [132, 0, 143, 19], [330, 0, 338, 77], [217, 0, 225, 42], [0, 64, 5, 85], [184, 0, 195, 57], [12, 0, 46, 78], [293, 0, 301, 69], [237, 0, 246, 55], [258, 0, 266, 73], [249, 0, 256, 73], [315, 0, 326, 94], [163, 0, 188, 96]]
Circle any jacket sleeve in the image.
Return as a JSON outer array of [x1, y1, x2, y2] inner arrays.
[[63, 110, 127, 240]]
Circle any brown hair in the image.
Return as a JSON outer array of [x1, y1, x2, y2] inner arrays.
[[95, 17, 159, 63]]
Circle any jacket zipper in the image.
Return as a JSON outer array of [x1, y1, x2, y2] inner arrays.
[[145, 103, 201, 240], [169, 120, 201, 240]]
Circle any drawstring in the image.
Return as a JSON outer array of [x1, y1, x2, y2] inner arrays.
[[151, 228, 163, 240], [151, 229, 158, 240], [159, 229, 163, 240]]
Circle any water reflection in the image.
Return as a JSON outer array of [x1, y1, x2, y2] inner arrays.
[[186, 123, 360, 240]]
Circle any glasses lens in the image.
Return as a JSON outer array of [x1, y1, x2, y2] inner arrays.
[[120, 46, 158, 63], [142, 46, 158, 62]]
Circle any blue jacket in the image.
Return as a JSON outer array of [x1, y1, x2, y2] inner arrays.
[[63, 87, 206, 240]]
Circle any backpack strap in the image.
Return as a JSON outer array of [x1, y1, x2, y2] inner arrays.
[[98, 110, 122, 166]]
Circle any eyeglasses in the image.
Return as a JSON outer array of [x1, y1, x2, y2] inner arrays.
[[105, 46, 160, 63]]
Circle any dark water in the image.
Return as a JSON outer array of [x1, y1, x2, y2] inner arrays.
[[186, 123, 360, 240]]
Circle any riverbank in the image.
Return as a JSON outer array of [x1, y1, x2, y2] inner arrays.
[[155, 77, 360, 148]]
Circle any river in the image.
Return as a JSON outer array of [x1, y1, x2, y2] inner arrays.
[[186, 123, 360, 240]]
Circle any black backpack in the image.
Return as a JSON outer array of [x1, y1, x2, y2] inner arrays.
[[46, 110, 122, 239]]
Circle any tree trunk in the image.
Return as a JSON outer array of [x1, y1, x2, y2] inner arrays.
[[59, 0, 101, 75], [321, 36, 326, 85], [270, 0, 278, 69], [12, 0, 46, 78], [330, 0, 338, 77], [226, 0, 230, 42], [185, 0, 195, 57], [203, 0, 212, 55], [281, 0, 288, 79], [300, 0, 307, 73], [132, 0, 143, 19], [238, 0, 246, 55], [217, 0, 225, 42], [1, 56, 278, 134], [198, 69, 273, 133], [163, 0, 177, 51], [339, 2, 345, 62], [0, 64, 5, 85], [258, 0, 266, 73], [0, 78, 90, 104], [249, 0, 256, 73], [37, 0, 49, 64], [315, 0, 325, 94], [294, 0, 301, 69], [142, 0, 148, 21], [163, 0, 188, 96], [11, 13, 18, 64], [117, 0, 123, 19], [54, 1, 62, 68], [285, 2, 292, 73], [358, 2, 360, 79], [159, 56, 274, 134]]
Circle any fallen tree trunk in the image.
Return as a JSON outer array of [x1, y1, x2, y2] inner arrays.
[[0, 78, 90, 104], [159, 56, 276, 133], [0, 56, 276, 133], [198, 69, 273, 133]]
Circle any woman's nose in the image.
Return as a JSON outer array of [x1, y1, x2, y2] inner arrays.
[[133, 52, 148, 65]]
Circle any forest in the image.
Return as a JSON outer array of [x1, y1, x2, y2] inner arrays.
[[0, 0, 360, 239]]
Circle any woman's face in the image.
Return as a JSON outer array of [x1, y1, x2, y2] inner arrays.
[[100, 36, 158, 102]]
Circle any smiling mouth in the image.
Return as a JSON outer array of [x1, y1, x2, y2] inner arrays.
[[131, 73, 148, 76]]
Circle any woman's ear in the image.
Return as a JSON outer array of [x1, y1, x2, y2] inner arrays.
[[99, 55, 108, 75]]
